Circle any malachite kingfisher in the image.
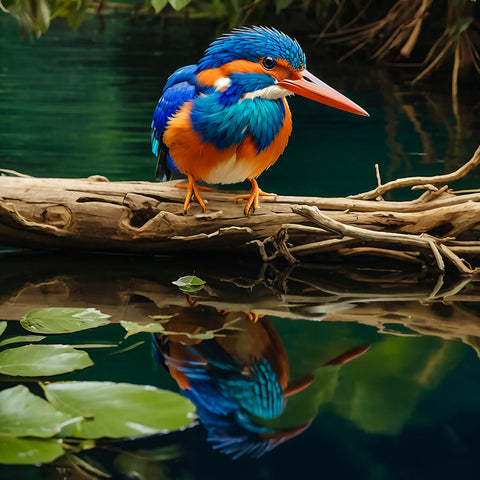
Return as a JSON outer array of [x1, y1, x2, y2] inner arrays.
[[152, 304, 369, 459], [151, 26, 369, 216]]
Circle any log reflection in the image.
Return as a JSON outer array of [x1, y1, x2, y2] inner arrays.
[[0, 252, 480, 355]]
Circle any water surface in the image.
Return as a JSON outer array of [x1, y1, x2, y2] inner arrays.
[[1, 15, 480, 480]]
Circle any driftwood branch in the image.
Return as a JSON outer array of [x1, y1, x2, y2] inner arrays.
[[350, 144, 480, 200], [1, 146, 480, 273]]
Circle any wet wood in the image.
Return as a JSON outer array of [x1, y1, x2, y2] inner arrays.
[[0, 146, 479, 272]]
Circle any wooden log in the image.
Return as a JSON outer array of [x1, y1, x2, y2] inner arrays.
[[0, 146, 479, 272]]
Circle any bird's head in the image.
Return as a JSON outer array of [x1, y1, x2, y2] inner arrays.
[[197, 26, 368, 116]]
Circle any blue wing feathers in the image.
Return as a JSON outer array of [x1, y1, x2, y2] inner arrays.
[[151, 65, 198, 178]]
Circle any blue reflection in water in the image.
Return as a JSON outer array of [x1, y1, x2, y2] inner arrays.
[[152, 304, 368, 459]]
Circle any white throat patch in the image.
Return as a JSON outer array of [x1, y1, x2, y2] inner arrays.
[[242, 85, 293, 101]]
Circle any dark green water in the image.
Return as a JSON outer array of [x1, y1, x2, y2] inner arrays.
[[1, 14, 480, 480]]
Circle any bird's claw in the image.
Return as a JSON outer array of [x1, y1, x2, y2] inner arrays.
[[177, 177, 208, 214], [234, 178, 276, 216]]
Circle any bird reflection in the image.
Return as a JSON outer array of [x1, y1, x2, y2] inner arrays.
[[153, 303, 367, 459]]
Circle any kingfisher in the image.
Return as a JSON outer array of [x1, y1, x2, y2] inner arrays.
[[152, 304, 369, 458], [151, 26, 368, 215]]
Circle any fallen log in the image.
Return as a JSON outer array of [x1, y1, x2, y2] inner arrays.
[[1, 145, 479, 272]]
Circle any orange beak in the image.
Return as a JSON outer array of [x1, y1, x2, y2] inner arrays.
[[278, 69, 369, 117]]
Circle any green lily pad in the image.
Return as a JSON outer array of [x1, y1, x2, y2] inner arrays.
[[172, 275, 206, 293], [0, 344, 93, 376], [43, 381, 197, 439], [20, 307, 111, 334], [0, 436, 64, 465], [0, 385, 74, 437], [0, 321, 6, 337], [0, 335, 46, 348]]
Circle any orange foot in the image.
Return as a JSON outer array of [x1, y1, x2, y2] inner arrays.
[[234, 178, 276, 216], [176, 175, 211, 214], [243, 311, 259, 323]]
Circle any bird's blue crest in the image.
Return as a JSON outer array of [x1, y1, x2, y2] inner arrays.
[[198, 26, 306, 72]]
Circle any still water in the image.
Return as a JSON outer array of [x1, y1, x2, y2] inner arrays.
[[1, 13, 480, 480]]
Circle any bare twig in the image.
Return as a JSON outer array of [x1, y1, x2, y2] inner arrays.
[[350, 145, 480, 200]]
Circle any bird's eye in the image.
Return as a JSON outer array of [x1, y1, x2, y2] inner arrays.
[[262, 56, 277, 70]]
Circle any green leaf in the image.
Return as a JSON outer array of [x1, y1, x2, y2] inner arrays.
[[120, 321, 165, 338], [35, 0, 51, 33], [0, 436, 64, 465], [0, 345, 93, 376], [457, 16, 474, 34], [43, 381, 197, 439], [0, 385, 74, 437], [449, 16, 474, 40], [151, 0, 168, 13], [67, 0, 88, 29], [0, 321, 7, 337], [21, 307, 110, 334], [0, 335, 46, 348], [172, 275, 206, 293], [121, 320, 223, 340], [168, 0, 191, 11]]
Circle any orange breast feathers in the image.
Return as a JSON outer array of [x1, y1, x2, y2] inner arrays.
[[163, 99, 292, 185]]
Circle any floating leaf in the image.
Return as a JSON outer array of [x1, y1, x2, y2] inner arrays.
[[172, 275, 206, 293], [0, 344, 93, 376], [0, 335, 46, 348], [121, 320, 218, 340], [21, 307, 110, 334], [0, 436, 64, 465], [148, 314, 175, 321], [0, 385, 73, 437], [120, 321, 165, 337], [43, 381, 197, 439], [0, 321, 6, 337]]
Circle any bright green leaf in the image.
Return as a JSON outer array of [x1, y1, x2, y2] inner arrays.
[[0, 436, 64, 465], [151, 0, 168, 13], [168, 0, 191, 11], [21, 307, 110, 334], [0, 322, 6, 337], [120, 321, 165, 337], [0, 345, 93, 377], [43, 381, 197, 439], [172, 275, 206, 293], [0, 335, 46, 348], [0, 385, 74, 437], [121, 320, 221, 340]]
